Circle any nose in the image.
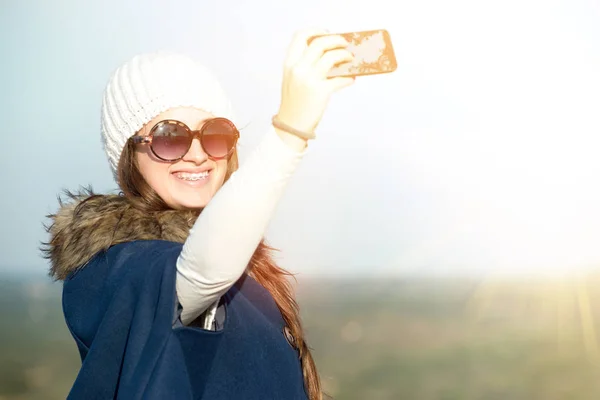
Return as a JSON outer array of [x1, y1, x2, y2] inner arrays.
[[181, 138, 209, 164]]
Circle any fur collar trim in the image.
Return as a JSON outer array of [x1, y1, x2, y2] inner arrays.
[[42, 188, 199, 281]]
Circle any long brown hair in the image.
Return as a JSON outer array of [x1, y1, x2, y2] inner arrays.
[[118, 138, 324, 400]]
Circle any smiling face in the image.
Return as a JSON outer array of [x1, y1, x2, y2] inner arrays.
[[134, 107, 230, 210]]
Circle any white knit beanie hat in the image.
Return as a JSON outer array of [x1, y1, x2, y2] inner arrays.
[[100, 52, 235, 180]]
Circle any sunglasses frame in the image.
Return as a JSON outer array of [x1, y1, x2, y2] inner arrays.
[[130, 117, 239, 161]]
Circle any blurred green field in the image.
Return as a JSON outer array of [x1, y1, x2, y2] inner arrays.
[[2, 272, 600, 399]]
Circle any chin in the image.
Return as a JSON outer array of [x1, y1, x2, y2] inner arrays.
[[172, 195, 213, 210], [164, 175, 218, 209]]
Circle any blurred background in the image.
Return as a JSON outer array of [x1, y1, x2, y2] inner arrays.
[[2, 0, 600, 398]]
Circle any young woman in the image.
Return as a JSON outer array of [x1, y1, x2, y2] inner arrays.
[[42, 29, 355, 400]]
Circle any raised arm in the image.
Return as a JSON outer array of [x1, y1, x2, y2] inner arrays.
[[175, 29, 356, 325]]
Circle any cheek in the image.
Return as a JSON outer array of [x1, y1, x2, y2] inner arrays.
[[137, 153, 170, 193], [214, 160, 229, 186]]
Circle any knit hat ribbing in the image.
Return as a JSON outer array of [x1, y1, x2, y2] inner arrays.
[[100, 52, 234, 180]]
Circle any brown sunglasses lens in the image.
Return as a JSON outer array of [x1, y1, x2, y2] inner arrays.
[[151, 123, 191, 161], [200, 119, 238, 159]]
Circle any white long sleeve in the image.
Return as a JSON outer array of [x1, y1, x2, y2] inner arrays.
[[175, 126, 306, 326]]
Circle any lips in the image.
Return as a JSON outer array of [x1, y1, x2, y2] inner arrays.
[[171, 165, 214, 186], [174, 171, 209, 181], [171, 166, 212, 174]]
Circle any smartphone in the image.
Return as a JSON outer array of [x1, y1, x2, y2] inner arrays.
[[307, 29, 397, 78]]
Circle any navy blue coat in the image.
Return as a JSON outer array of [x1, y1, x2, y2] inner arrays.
[[62, 239, 309, 399]]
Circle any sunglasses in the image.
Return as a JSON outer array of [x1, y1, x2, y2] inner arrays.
[[130, 118, 239, 161]]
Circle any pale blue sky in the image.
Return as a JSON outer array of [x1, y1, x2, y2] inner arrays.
[[2, 0, 600, 278]]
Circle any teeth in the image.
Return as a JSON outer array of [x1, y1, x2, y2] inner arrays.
[[175, 171, 209, 181]]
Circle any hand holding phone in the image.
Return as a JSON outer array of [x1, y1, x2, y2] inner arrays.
[[274, 29, 356, 140], [308, 29, 397, 78]]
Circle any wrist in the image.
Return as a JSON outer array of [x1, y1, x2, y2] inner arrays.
[[272, 125, 308, 152], [271, 114, 315, 141]]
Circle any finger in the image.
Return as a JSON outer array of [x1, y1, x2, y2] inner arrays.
[[326, 76, 356, 92], [315, 49, 354, 77], [284, 28, 330, 67], [302, 35, 350, 66]]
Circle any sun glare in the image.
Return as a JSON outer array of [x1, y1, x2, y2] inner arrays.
[[465, 271, 600, 366]]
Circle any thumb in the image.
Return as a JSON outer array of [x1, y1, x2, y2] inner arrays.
[[326, 76, 356, 92]]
